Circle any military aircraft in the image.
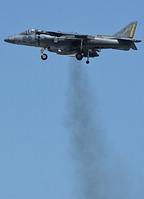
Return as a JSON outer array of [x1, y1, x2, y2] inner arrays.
[[4, 21, 141, 64]]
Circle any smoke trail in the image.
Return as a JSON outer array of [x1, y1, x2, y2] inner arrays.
[[66, 59, 107, 199], [66, 59, 133, 199]]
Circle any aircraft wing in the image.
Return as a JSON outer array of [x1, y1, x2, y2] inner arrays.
[[35, 30, 99, 57], [35, 30, 90, 39]]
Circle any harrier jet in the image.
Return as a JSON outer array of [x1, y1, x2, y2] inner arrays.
[[4, 21, 141, 64]]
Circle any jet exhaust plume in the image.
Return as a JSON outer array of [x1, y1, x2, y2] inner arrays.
[[66, 59, 107, 199], [66, 59, 133, 199]]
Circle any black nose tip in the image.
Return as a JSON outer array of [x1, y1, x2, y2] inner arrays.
[[4, 38, 9, 42]]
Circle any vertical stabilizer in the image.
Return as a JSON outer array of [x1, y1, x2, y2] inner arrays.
[[113, 21, 137, 38]]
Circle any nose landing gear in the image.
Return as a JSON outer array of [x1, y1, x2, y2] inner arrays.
[[41, 53, 48, 60], [40, 48, 48, 60]]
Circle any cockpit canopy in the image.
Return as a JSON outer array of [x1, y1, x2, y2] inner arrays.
[[20, 29, 38, 35]]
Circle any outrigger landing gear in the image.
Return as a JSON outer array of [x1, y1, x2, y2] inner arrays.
[[86, 50, 90, 64], [40, 48, 48, 60]]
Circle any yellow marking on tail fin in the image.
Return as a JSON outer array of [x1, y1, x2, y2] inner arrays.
[[130, 24, 136, 38]]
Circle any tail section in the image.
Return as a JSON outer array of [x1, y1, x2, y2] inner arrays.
[[113, 21, 137, 38]]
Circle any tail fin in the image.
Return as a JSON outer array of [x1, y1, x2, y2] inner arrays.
[[113, 21, 137, 38]]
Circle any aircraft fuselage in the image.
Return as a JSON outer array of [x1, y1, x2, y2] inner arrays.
[[4, 21, 141, 64]]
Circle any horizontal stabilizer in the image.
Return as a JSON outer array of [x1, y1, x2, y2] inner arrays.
[[117, 38, 139, 50], [131, 42, 138, 50]]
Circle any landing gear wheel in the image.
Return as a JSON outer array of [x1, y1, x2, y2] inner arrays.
[[76, 53, 83, 61], [86, 60, 90, 64], [41, 53, 48, 60]]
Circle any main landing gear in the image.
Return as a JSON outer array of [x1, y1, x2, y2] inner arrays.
[[76, 52, 83, 61], [75, 39, 90, 64], [41, 48, 48, 60], [75, 51, 90, 64]]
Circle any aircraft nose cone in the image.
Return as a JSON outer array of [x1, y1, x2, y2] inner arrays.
[[4, 37, 15, 44]]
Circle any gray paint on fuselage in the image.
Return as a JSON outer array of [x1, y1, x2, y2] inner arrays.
[[4, 21, 141, 62]]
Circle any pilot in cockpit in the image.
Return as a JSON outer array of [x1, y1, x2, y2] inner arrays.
[[20, 29, 36, 35]]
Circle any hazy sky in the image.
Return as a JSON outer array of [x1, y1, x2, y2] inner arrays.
[[1, 0, 144, 199]]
